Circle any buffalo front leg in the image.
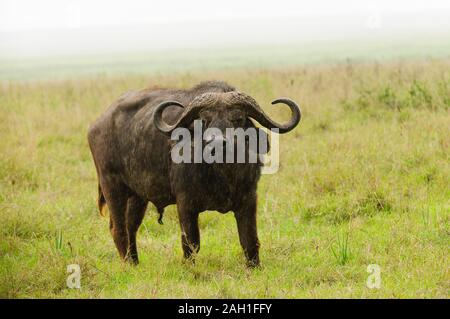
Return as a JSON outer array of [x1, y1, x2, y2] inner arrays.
[[177, 203, 200, 262], [125, 195, 148, 264], [234, 197, 260, 267]]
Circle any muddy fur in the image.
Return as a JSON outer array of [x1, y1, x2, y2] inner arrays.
[[88, 81, 298, 266]]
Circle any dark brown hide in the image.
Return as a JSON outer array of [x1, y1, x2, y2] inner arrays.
[[88, 81, 301, 266]]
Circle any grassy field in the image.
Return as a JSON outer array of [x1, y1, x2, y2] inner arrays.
[[0, 59, 449, 298]]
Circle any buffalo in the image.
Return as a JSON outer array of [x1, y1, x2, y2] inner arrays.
[[88, 81, 301, 267]]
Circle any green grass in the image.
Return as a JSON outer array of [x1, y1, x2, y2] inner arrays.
[[331, 231, 351, 266], [0, 59, 449, 298]]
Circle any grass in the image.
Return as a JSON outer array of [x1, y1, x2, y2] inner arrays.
[[0, 58, 449, 298], [331, 231, 351, 266]]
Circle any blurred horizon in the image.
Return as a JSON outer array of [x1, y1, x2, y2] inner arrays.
[[1, 0, 450, 80]]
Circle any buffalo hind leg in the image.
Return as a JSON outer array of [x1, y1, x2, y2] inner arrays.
[[101, 178, 129, 260], [125, 195, 148, 264], [234, 197, 260, 267], [177, 204, 200, 262]]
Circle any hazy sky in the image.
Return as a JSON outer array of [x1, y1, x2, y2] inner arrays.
[[1, 0, 450, 58], [2, 0, 450, 30]]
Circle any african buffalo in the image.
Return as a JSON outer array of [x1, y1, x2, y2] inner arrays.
[[88, 81, 301, 267]]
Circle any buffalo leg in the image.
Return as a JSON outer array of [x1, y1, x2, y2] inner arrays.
[[125, 195, 148, 264], [177, 205, 200, 261], [234, 198, 260, 267], [101, 178, 129, 260]]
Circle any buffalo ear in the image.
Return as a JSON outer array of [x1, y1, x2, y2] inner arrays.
[[246, 119, 270, 154]]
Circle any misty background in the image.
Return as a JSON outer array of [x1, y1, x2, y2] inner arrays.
[[1, 0, 450, 80]]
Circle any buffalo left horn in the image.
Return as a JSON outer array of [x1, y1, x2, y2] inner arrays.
[[227, 92, 302, 133]]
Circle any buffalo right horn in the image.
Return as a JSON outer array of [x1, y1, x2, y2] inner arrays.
[[153, 92, 222, 134], [153, 101, 203, 135]]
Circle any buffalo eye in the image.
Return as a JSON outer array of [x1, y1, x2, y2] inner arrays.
[[200, 112, 213, 127], [229, 111, 245, 126], [231, 116, 245, 126], [200, 116, 211, 127]]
